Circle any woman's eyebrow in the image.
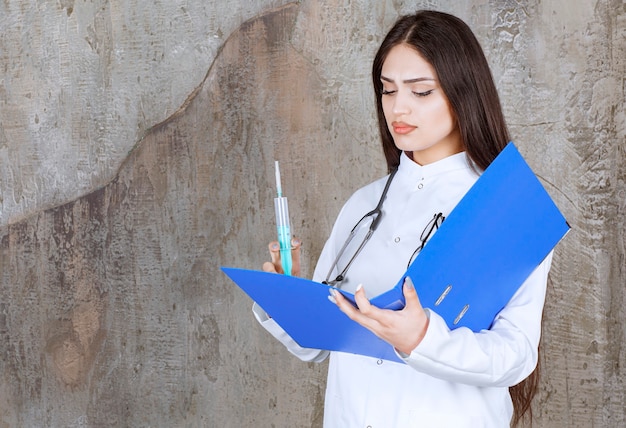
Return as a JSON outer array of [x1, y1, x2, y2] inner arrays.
[[380, 75, 436, 84]]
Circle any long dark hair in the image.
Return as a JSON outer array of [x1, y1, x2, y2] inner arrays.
[[372, 10, 509, 173], [372, 10, 538, 426]]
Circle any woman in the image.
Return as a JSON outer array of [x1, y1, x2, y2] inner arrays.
[[257, 10, 551, 427]]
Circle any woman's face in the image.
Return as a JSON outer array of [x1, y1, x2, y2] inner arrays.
[[380, 44, 462, 165]]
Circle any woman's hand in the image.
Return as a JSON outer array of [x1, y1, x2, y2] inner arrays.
[[329, 276, 429, 355], [262, 238, 302, 276]]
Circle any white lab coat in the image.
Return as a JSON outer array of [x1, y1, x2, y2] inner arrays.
[[254, 151, 552, 427]]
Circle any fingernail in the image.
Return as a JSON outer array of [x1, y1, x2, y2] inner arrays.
[[356, 284, 363, 292], [327, 294, 337, 305], [271, 243, 279, 250], [291, 237, 300, 247], [328, 289, 338, 304], [404, 276, 414, 290]]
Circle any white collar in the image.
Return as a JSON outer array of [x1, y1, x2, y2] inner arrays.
[[395, 151, 474, 185]]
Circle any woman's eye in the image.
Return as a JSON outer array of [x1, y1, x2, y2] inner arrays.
[[381, 89, 396, 96], [413, 90, 434, 97]]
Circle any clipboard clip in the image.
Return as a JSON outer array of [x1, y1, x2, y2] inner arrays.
[[453, 304, 470, 325], [434, 284, 469, 325]]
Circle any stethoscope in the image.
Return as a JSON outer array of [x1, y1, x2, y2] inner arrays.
[[322, 168, 444, 287], [322, 169, 397, 286]]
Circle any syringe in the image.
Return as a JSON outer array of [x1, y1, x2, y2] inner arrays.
[[274, 161, 293, 276]]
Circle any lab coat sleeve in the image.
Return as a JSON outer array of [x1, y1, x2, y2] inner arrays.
[[400, 252, 553, 387], [252, 303, 329, 363]]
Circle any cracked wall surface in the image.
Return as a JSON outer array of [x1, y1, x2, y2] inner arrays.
[[1, 0, 624, 426]]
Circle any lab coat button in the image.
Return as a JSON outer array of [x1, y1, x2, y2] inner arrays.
[[377, 359, 383, 365], [417, 183, 424, 189], [394, 237, 400, 243]]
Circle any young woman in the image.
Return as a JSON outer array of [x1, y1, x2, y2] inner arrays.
[[257, 10, 551, 427]]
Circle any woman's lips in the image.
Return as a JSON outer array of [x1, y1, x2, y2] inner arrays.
[[392, 122, 416, 135]]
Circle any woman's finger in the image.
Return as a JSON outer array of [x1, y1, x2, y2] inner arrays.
[[291, 238, 302, 276], [262, 261, 278, 273], [267, 241, 283, 273], [402, 276, 423, 310], [331, 287, 376, 331]]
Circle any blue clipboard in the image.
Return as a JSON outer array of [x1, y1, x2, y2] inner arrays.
[[222, 143, 570, 363]]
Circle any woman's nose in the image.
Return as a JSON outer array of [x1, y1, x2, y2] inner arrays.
[[392, 91, 412, 116]]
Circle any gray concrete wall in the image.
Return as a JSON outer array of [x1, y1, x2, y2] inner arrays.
[[0, 0, 624, 426]]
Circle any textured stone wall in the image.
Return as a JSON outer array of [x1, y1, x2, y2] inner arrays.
[[1, 0, 624, 427]]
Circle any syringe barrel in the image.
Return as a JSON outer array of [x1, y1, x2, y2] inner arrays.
[[274, 196, 293, 276]]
